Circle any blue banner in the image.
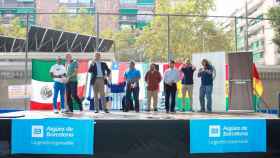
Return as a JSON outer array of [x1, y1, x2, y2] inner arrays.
[[190, 119, 266, 153], [12, 118, 94, 155]]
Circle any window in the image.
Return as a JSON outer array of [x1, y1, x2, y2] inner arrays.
[[120, 0, 137, 4]]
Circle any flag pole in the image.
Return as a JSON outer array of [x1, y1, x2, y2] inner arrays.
[[24, 14, 29, 111]]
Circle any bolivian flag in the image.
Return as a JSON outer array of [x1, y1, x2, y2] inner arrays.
[[225, 64, 264, 111], [252, 64, 264, 110]]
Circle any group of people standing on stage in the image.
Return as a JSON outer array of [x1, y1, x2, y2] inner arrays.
[[49, 53, 83, 114], [49, 52, 215, 114]]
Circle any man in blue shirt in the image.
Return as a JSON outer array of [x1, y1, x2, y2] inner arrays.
[[198, 59, 214, 112], [124, 61, 141, 112]]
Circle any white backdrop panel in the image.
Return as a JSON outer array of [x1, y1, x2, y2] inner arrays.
[[192, 52, 226, 112]]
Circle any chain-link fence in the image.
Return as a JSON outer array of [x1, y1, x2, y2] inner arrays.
[[0, 12, 277, 111]]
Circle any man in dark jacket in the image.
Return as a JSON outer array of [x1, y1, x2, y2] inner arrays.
[[198, 59, 214, 113], [180, 58, 196, 112], [88, 52, 111, 113]]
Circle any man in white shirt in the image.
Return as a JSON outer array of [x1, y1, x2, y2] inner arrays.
[[164, 60, 180, 113], [49, 56, 67, 114]]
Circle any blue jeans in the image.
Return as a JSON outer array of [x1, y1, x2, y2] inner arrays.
[[53, 81, 65, 110], [199, 85, 213, 112]]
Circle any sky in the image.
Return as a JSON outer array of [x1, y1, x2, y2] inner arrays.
[[211, 0, 245, 16]]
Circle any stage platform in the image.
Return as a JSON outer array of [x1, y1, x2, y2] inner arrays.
[[0, 111, 280, 158], [1, 110, 278, 120]]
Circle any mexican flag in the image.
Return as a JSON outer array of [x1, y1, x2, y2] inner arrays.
[[30, 59, 57, 110], [30, 59, 90, 110]]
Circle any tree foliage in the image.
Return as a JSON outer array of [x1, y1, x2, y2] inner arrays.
[[50, 7, 96, 35], [136, 0, 233, 61], [0, 17, 26, 38], [268, 6, 280, 53], [0, 1, 234, 61]]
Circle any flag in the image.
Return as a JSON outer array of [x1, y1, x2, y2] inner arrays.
[[110, 62, 127, 109], [31, 59, 91, 110], [30, 59, 57, 110], [77, 59, 90, 97], [111, 62, 128, 85], [253, 64, 264, 110], [225, 64, 264, 111], [225, 64, 229, 111], [111, 62, 119, 85]]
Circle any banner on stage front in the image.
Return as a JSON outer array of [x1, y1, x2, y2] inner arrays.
[[190, 119, 266, 153], [11, 118, 94, 155]]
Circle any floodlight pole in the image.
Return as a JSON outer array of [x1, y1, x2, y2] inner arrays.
[[234, 16, 238, 51], [95, 12, 100, 52], [244, 0, 249, 51], [278, 92, 280, 118], [167, 14, 171, 62], [24, 14, 29, 111]]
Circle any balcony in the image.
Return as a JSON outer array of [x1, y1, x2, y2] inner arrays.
[[0, 0, 34, 8], [119, 15, 137, 24], [120, 0, 137, 8]]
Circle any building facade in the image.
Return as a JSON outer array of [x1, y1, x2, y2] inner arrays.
[[0, 0, 36, 26], [35, 0, 155, 30], [119, 0, 155, 29], [234, 0, 280, 65]]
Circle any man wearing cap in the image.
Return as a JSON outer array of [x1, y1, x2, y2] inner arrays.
[[49, 56, 67, 114], [88, 52, 111, 113]]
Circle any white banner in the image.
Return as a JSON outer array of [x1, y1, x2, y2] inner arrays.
[[8, 85, 31, 99], [192, 52, 226, 112]]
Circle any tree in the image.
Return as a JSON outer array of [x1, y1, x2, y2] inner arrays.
[[0, 17, 26, 38], [101, 27, 140, 61], [50, 7, 96, 35], [268, 6, 280, 53], [135, 0, 233, 61]]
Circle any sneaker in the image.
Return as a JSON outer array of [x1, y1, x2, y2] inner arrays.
[[53, 109, 58, 114], [154, 109, 158, 112], [95, 110, 99, 113], [104, 109, 110, 113], [61, 109, 66, 113]]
